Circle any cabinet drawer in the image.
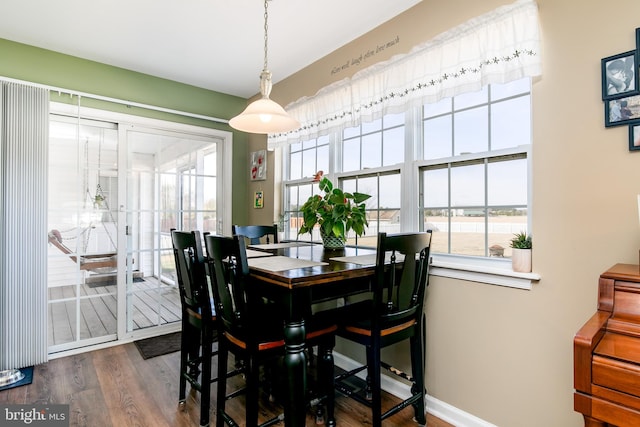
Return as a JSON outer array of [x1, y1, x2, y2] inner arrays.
[[593, 354, 640, 397]]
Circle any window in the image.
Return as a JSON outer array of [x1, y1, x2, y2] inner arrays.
[[283, 78, 531, 267], [419, 79, 531, 258]]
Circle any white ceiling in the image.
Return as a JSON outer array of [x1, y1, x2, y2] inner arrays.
[[0, 0, 421, 98]]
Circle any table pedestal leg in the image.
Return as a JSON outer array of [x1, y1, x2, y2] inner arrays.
[[284, 319, 306, 427]]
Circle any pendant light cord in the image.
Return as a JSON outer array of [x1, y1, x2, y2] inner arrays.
[[263, 0, 269, 72]]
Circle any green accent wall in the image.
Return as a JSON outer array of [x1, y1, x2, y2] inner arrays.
[[0, 37, 249, 226]]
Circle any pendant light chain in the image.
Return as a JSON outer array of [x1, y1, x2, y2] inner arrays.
[[263, 0, 269, 71]]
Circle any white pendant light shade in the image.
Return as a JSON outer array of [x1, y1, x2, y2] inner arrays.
[[229, 0, 299, 134], [229, 97, 300, 134]]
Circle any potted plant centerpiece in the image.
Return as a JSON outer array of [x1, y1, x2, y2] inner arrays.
[[510, 231, 532, 273], [298, 171, 371, 249]]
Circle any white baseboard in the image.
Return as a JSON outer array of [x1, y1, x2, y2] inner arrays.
[[333, 352, 496, 427]]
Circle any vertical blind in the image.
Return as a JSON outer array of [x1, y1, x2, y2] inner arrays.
[[0, 82, 49, 370]]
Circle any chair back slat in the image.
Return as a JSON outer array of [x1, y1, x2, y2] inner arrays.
[[204, 234, 254, 342], [374, 231, 432, 330], [232, 224, 278, 245], [171, 230, 212, 316]]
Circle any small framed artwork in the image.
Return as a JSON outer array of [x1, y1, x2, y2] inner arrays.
[[254, 191, 264, 208], [602, 50, 638, 100], [605, 94, 640, 127], [250, 150, 267, 181], [629, 121, 640, 151]]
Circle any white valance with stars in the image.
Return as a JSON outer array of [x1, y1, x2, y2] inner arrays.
[[268, 0, 541, 149]]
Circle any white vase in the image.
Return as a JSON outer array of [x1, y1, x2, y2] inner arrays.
[[511, 248, 532, 273]]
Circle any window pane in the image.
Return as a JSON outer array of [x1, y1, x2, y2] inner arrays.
[[358, 175, 378, 211], [383, 127, 404, 166], [454, 106, 488, 155], [362, 133, 381, 169], [287, 185, 298, 210], [423, 168, 448, 207], [450, 210, 485, 256], [424, 115, 452, 160], [290, 141, 302, 152], [491, 78, 530, 100], [343, 138, 360, 172], [384, 112, 405, 127], [451, 163, 484, 207], [454, 86, 488, 109], [379, 174, 400, 208], [362, 118, 382, 134], [203, 151, 216, 176], [424, 97, 452, 118], [491, 96, 531, 150], [344, 125, 360, 139], [487, 209, 528, 258], [290, 151, 302, 180], [302, 149, 316, 178], [317, 144, 329, 175], [488, 158, 527, 205], [424, 212, 448, 254]]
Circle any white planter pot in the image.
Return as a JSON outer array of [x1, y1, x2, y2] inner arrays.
[[511, 248, 532, 273]]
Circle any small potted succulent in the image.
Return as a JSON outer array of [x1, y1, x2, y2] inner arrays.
[[510, 231, 532, 273]]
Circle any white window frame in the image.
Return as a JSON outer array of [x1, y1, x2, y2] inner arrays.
[[281, 81, 540, 290]]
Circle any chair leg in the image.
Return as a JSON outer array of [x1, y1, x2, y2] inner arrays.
[[215, 343, 229, 427], [179, 326, 189, 405], [409, 334, 426, 426], [319, 343, 336, 427], [200, 328, 213, 427], [366, 345, 383, 427], [245, 356, 261, 427]]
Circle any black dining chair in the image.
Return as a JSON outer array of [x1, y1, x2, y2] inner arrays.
[[232, 224, 278, 245], [171, 229, 242, 427], [334, 230, 433, 427], [204, 233, 337, 427]]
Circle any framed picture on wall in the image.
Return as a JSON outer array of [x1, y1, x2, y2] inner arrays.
[[605, 94, 640, 127], [602, 50, 638, 100], [250, 150, 267, 181], [629, 121, 640, 151]]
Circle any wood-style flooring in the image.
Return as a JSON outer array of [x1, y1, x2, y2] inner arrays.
[[0, 343, 454, 427]]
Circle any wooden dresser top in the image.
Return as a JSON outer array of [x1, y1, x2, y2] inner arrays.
[[601, 263, 640, 283]]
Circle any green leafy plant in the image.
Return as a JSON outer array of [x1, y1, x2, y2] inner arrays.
[[298, 171, 371, 242], [509, 231, 532, 249]]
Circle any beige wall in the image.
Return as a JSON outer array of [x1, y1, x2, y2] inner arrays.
[[248, 0, 640, 425]]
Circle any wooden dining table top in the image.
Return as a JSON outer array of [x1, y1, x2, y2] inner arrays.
[[246, 242, 377, 289]]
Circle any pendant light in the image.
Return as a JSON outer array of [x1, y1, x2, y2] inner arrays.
[[229, 0, 300, 134]]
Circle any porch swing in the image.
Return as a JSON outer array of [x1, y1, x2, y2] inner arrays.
[[48, 136, 119, 275]]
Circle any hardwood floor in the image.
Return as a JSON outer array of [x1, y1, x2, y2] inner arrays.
[[0, 343, 454, 427]]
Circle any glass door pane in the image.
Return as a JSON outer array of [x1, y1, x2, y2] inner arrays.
[[125, 128, 220, 333], [48, 116, 119, 352]]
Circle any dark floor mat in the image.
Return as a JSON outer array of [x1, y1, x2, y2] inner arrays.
[[134, 332, 182, 359]]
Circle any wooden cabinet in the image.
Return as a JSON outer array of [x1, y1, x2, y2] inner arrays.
[[574, 264, 640, 427]]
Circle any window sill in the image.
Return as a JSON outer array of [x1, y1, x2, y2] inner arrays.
[[430, 254, 541, 290]]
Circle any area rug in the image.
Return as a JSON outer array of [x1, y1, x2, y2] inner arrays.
[[134, 332, 182, 360], [0, 366, 34, 392]]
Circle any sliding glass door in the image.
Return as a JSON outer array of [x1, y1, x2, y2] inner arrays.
[[48, 108, 230, 354], [48, 116, 120, 352], [122, 126, 223, 335]]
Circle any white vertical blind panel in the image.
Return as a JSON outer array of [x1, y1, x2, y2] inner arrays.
[[0, 82, 49, 370]]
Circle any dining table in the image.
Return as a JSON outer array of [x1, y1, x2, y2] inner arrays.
[[245, 241, 378, 427]]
